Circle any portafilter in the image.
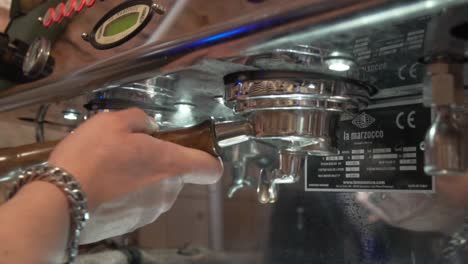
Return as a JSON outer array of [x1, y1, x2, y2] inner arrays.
[[223, 70, 375, 155]]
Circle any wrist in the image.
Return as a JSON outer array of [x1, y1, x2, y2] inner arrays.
[[8, 163, 90, 263], [5, 181, 71, 263], [17, 181, 70, 211], [15, 181, 71, 233], [47, 159, 98, 210]]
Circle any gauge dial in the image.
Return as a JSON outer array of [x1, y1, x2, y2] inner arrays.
[[85, 0, 164, 50], [22, 37, 51, 78]]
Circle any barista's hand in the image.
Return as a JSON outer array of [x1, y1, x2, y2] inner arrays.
[[48, 108, 223, 210], [48, 108, 223, 243], [356, 175, 468, 234], [0, 108, 222, 262]]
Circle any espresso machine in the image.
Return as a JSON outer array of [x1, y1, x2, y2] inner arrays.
[[0, 0, 467, 263]]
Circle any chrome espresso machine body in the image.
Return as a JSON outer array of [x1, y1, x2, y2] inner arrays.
[[0, 0, 467, 263]]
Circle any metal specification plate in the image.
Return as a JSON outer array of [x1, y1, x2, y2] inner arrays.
[[306, 103, 434, 192], [311, 16, 433, 99], [350, 16, 431, 91]]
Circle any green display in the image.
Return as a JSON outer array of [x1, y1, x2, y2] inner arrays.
[[103, 12, 140, 37]]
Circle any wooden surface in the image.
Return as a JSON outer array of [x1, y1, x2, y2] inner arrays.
[[152, 120, 218, 157]]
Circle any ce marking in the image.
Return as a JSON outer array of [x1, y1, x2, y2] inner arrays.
[[397, 63, 419, 81], [396, 111, 416, 129]]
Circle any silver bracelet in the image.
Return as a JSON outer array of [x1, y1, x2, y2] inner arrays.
[[7, 162, 89, 264]]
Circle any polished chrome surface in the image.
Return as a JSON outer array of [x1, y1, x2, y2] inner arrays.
[[230, 45, 366, 81], [88, 77, 177, 110], [223, 139, 307, 203], [424, 105, 467, 176], [257, 168, 278, 204], [257, 151, 306, 204], [249, 110, 338, 155], [226, 79, 370, 113], [0, 0, 466, 111], [423, 56, 466, 177], [86, 79, 178, 128], [85, 75, 237, 129], [227, 163, 254, 198], [224, 69, 370, 155], [0, 168, 22, 183], [272, 151, 305, 182], [225, 140, 276, 199], [214, 120, 254, 148], [324, 51, 356, 72]]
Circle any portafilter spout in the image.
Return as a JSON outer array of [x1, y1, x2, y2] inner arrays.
[[257, 151, 306, 204]]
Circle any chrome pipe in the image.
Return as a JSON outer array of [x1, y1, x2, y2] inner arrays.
[[208, 180, 224, 251]]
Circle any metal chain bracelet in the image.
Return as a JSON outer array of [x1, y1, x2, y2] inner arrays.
[[7, 162, 89, 264]]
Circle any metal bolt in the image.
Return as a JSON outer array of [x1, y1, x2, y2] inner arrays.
[[81, 33, 89, 42], [152, 3, 166, 15]]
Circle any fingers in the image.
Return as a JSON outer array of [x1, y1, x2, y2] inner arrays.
[[158, 140, 223, 184], [99, 109, 222, 185], [179, 150, 223, 185], [130, 134, 223, 185], [113, 108, 159, 134]]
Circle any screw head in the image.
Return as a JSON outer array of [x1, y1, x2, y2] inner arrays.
[[81, 33, 89, 41], [152, 3, 166, 15]]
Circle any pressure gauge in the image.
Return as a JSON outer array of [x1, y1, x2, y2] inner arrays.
[[83, 0, 165, 50], [22, 37, 52, 78]]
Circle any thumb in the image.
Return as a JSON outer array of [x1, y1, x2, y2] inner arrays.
[[114, 108, 159, 134]]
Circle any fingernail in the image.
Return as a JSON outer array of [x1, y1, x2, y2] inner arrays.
[[148, 118, 159, 132]]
